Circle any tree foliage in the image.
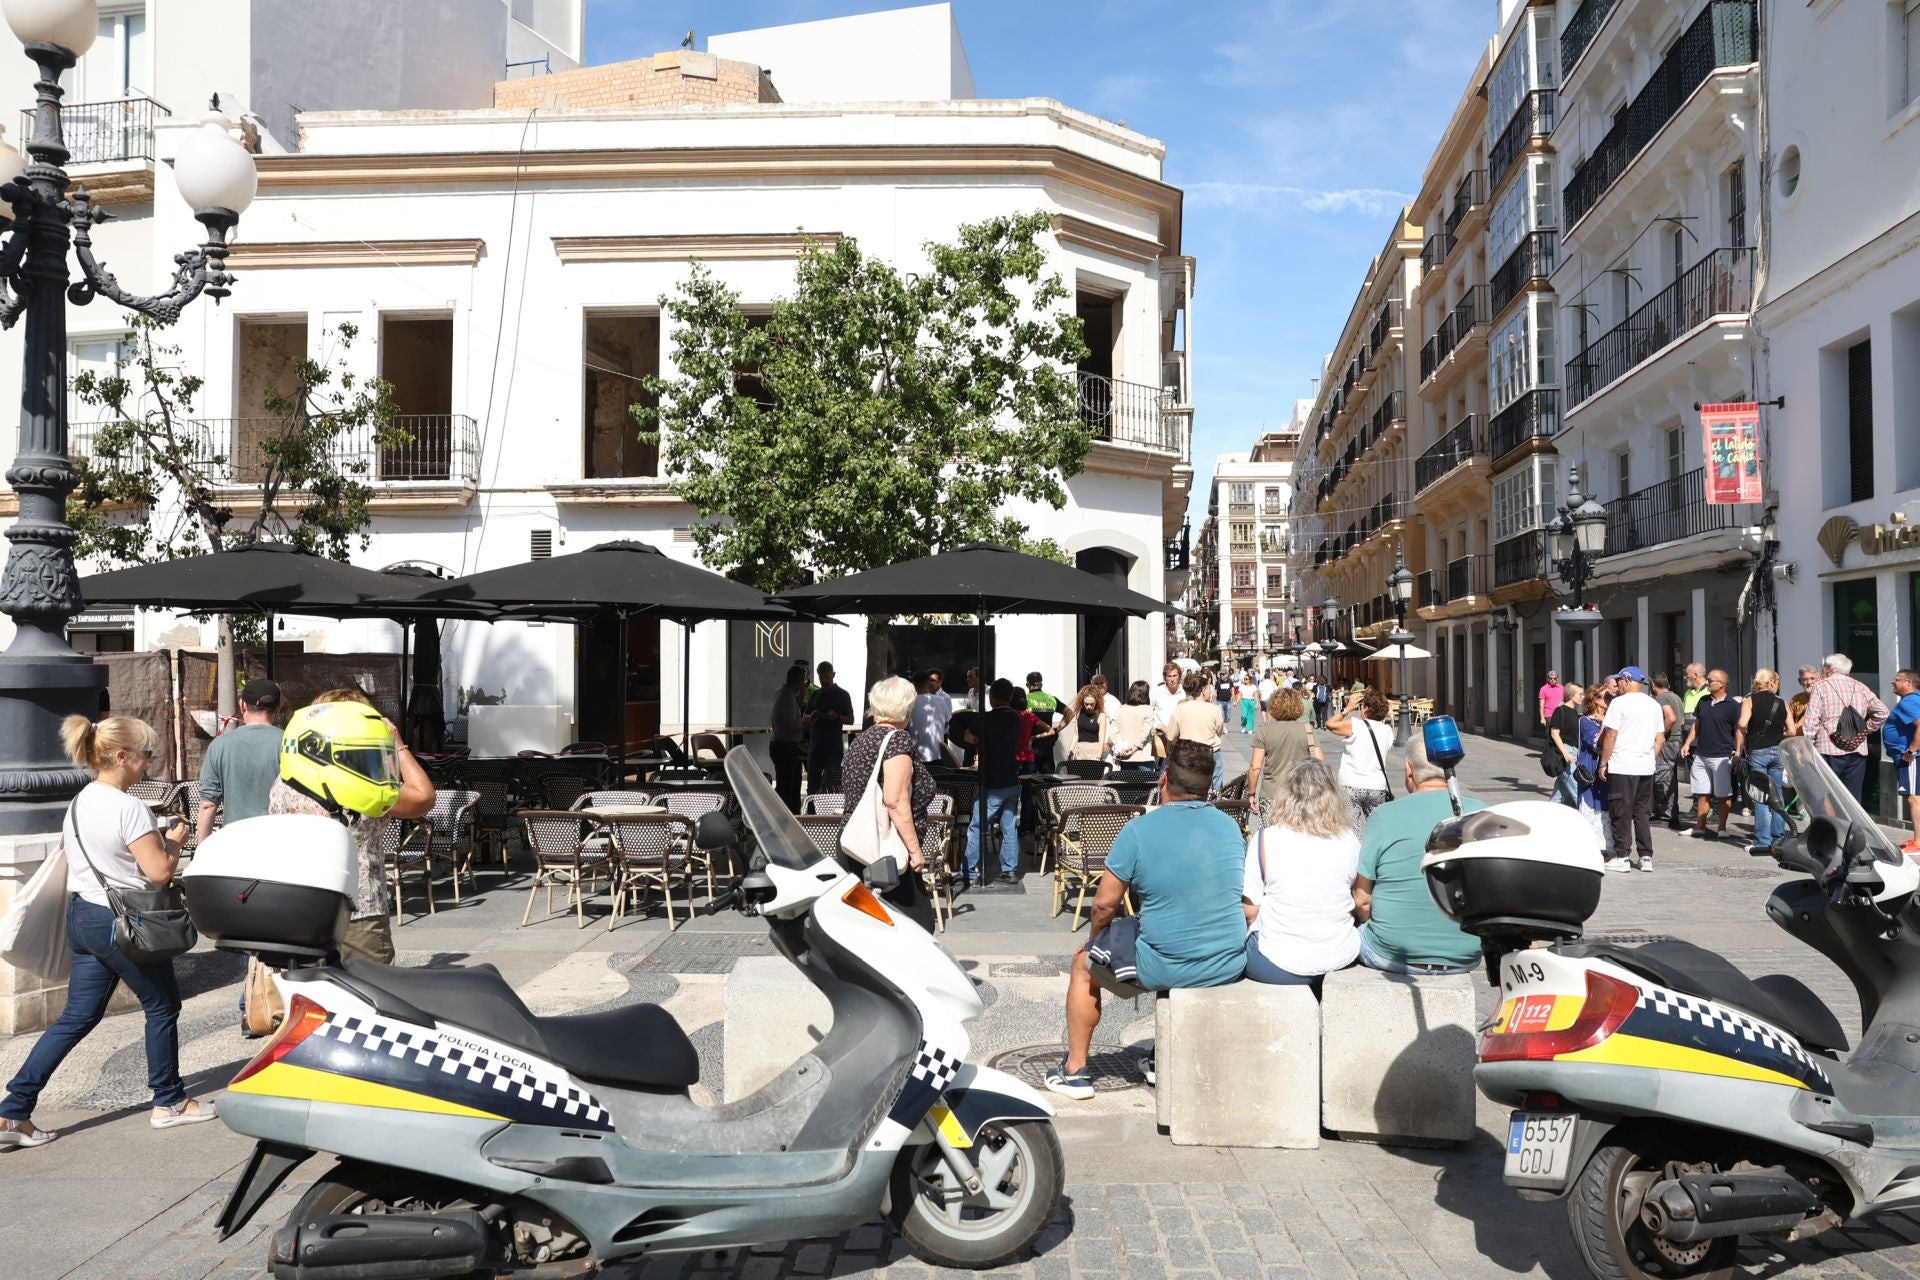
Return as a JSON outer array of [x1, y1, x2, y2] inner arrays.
[[68, 314, 404, 565], [635, 211, 1091, 593]]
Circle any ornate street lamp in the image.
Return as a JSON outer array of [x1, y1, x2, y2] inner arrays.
[[0, 0, 256, 833], [1547, 463, 1608, 687], [1387, 544, 1415, 746], [1321, 595, 1342, 687]]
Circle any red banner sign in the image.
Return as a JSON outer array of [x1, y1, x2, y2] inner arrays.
[[1700, 401, 1763, 505]]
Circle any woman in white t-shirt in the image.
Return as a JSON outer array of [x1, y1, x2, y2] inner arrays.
[[1325, 687, 1396, 824], [1242, 759, 1361, 990], [0, 717, 217, 1150]]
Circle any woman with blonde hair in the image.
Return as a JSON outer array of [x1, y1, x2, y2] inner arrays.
[[838, 676, 934, 927], [1065, 683, 1109, 763], [1241, 758, 1360, 990], [1247, 686, 1323, 818], [1, 716, 214, 1148], [1738, 668, 1791, 855]]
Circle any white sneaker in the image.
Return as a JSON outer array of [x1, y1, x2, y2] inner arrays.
[[1136, 1054, 1156, 1086], [151, 1098, 219, 1129], [1638, 857, 1654, 873], [1605, 859, 1635, 874]]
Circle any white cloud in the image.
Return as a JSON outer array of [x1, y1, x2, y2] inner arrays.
[[1186, 182, 1411, 217]]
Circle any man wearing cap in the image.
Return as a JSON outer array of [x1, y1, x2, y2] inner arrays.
[[1597, 666, 1664, 872], [197, 679, 286, 845]]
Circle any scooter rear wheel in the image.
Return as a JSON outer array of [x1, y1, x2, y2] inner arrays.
[[889, 1119, 1063, 1270], [1569, 1139, 1738, 1280]]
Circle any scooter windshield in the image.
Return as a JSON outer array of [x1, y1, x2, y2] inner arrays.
[[1778, 738, 1904, 867], [725, 750, 830, 872]]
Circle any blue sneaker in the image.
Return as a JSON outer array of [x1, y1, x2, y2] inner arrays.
[[1044, 1060, 1094, 1101]]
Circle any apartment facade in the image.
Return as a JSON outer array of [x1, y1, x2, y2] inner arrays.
[[8, 9, 1196, 744], [1548, 0, 1766, 689], [1203, 426, 1299, 669], [1759, 0, 1920, 811]]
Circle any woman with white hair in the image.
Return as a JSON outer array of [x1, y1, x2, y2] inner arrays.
[[836, 676, 935, 929], [1240, 758, 1361, 992]]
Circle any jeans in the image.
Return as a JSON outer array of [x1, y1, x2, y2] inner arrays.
[[1357, 926, 1476, 976], [1211, 749, 1226, 795], [2, 897, 186, 1119], [1551, 759, 1580, 807], [769, 741, 803, 814], [1243, 934, 1326, 994], [1824, 751, 1868, 802], [1749, 746, 1785, 848], [1606, 772, 1655, 862], [965, 784, 1022, 875]]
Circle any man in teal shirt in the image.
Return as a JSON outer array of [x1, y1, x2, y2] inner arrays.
[[197, 679, 286, 843], [1045, 741, 1245, 1099], [1353, 737, 1485, 975]]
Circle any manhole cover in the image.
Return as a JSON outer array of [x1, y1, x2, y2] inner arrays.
[[990, 1043, 1146, 1094], [633, 932, 773, 974], [994, 959, 1072, 978]]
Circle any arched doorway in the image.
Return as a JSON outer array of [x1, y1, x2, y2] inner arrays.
[[1076, 547, 1135, 687]]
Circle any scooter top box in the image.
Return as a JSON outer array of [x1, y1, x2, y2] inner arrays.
[[181, 814, 358, 960], [1421, 801, 1605, 942]]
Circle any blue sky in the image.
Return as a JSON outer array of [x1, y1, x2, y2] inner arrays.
[[588, 1, 1493, 524]]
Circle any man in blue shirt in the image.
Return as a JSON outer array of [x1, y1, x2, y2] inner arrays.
[[804, 661, 854, 795], [1045, 740, 1246, 1099], [1887, 668, 1920, 855]]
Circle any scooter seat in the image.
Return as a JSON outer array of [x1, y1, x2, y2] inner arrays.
[[1569, 939, 1849, 1054], [339, 960, 700, 1091]]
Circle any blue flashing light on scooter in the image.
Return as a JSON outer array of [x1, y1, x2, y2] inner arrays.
[[1422, 715, 1466, 817]]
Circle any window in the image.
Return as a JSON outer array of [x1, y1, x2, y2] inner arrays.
[[1265, 571, 1284, 595], [1230, 522, 1254, 546], [1670, 226, 1686, 284], [1494, 469, 1540, 542], [380, 315, 455, 482], [1666, 427, 1684, 481], [234, 317, 308, 482], [1726, 161, 1747, 249], [1905, 0, 1920, 109], [1849, 338, 1875, 503], [584, 312, 660, 479], [1533, 297, 1557, 388], [1230, 482, 1253, 505], [1232, 563, 1254, 587], [1232, 609, 1256, 638], [1616, 448, 1632, 500], [74, 6, 148, 100]]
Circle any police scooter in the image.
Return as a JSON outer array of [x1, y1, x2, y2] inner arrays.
[[185, 752, 1062, 1276]]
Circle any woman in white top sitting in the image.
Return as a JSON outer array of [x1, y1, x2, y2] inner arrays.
[[1241, 758, 1361, 991], [0, 717, 218, 1150], [1325, 686, 1396, 824]]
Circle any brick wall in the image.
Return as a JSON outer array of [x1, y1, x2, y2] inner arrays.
[[494, 51, 780, 111]]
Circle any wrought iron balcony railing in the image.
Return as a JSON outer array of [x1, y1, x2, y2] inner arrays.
[[23, 95, 168, 166], [71, 413, 482, 485], [1447, 554, 1490, 601], [1561, 0, 1622, 80], [1421, 229, 1452, 276], [1488, 389, 1561, 466], [1600, 466, 1745, 557], [1446, 170, 1485, 244], [1488, 90, 1556, 196], [1415, 415, 1487, 493], [1077, 370, 1184, 455], [1561, 0, 1760, 230], [1493, 531, 1547, 588], [1564, 247, 1753, 409], [1489, 230, 1559, 319]]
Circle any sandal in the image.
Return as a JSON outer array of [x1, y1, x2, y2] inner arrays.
[[0, 1117, 56, 1148], [151, 1098, 219, 1129]]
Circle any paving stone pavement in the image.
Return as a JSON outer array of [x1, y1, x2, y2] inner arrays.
[[5, 727, 1920, 1279]]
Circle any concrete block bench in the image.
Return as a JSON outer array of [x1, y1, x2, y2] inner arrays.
[[1152, 983, 1320, 1149], [1319, 966, 1477, 1145], [722, 956, 832, 1101]]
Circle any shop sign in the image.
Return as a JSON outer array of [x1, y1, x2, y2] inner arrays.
[[1818, 509, 1920, 568], [1700, 402, 1763, 505]]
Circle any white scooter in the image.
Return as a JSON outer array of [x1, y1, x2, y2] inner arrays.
[[184, 752, 1062, 1276]]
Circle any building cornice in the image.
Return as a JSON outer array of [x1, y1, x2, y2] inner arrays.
[[226, 239, 486, 269], [552, 232, 842, 263], [255, 144, 1184, 255], [1757, 206, 1920, 330], [1051, 215, 1161, 265]]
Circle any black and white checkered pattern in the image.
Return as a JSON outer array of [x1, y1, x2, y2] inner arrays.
[[1636, 987, 1830, 1083], [316, 1014, 610, 1124], [908, 1044, 962, 1093]]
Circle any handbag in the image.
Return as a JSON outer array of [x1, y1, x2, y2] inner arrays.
[[840, 729, 911, 869], [244, 957, 285, 1036], [68, 801, 197, 965], [0, 837, 72, 980]]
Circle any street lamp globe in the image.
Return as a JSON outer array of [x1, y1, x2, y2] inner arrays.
[[0, 125, 23, 186], [174, 111, 258, 220], [1573, 494, 1609, 556], [1322, 595, 1342, 624], [1, 0, 97, 54], [1389, 560, 1413, 606]]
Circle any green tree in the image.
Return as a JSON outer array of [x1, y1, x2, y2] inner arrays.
[[68, 315, 404, 714], [635, 211, 1091, 595]]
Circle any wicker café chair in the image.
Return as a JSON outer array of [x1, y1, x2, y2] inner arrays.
[[1212, 798, 1254, 837], [1037, 784, 1118, 874], [517, 810, 612, 928], [460, 761, 518, 875], [418, 789, 480, 891], [376, 816, 438, 922], [659, 791, 728, 894], [571, 789, 660, 812], [795, 814, 845, 862], [916, 813, 957, 932], [1060, 759, 1109, 781], [177, 780, 220, 854], [604, 812, 697, 930], [539, 771, 604, 812], [1051, 804, 1144, 930], [803, 792, 846, 816]]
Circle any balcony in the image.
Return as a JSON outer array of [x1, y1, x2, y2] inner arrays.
[[1420, 229, 1452, 277], [1414, 415, 1487, 493], [1561, 0, 1622, 80], [1231, 584, 1257, 601], [24, 95, 168, 167], [1421, 289, 1484, 386], [1564, 247, 1753, 410], [1452, 287, 1485, 347], [1561, 0, 1760, 231], [1488, 389, 1561, 467], [72, 414, 482, 487], [1600, 467, 1746, 558], [1445, 170, 1485, 245], [1493, 531, 1548, 588], [1077, 371, 1185, 457], [1370, 391, 1405, 440], [1488, 90, 1556, 197], [1489, 230, 1558, 320], [1448, 554, 1490, 601]]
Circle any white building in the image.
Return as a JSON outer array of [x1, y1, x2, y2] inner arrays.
[[8, 5, 1196, 746], [1204, 420, 1299, 669], [1758, 0, 1920, 786]]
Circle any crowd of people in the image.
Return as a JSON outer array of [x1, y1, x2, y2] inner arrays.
[[1537, 656, 1920, 869]]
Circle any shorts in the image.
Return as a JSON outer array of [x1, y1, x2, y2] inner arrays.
[[1897, 753, 1919, 798], [1087, 918, 1151, 998], [1690, 754, 1733, 799]]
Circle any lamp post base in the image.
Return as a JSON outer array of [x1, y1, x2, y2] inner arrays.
[[0, 647, 107, 835]]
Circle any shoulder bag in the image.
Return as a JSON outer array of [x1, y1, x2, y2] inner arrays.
[[841, 729, 910, 868], [69, 799, 197, 965], [0, 809, 72, 980], [1362, 719, 1394, 797]]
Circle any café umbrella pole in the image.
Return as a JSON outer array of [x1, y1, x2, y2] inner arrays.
[[976, 604, 990, 880], [683, 619, 694, 762]]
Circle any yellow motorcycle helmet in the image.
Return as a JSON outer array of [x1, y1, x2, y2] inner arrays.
[[280, 701, 401, 818]]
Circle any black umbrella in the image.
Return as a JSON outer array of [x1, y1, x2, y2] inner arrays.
[[387, 541, 805, 766], [775, 543, 1179, 880]]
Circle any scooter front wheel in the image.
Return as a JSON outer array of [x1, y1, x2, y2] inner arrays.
[[889, 1119, 1064, 1269], [1569, 1139, 1738, 1280]]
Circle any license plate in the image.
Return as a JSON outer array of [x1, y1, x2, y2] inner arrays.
[[1505, 1111, 1577, 1185]]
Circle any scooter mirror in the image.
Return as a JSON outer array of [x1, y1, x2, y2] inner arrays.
[[694, 811, 736, 850], [865, 856, 901, 891]]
